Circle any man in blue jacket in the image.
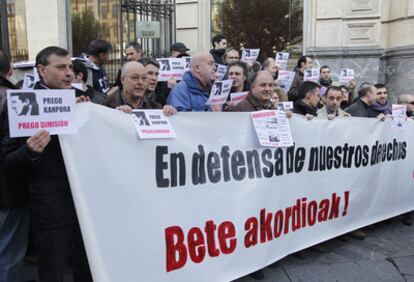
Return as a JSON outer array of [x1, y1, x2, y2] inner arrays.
[[167, 51, 216, 111]]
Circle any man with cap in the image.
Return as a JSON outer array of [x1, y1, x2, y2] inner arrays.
[[170, 42, 190, 58]]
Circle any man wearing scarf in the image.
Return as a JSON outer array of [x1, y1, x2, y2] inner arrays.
[[372, 83, 392, 115], [318, 65, 333, 87]]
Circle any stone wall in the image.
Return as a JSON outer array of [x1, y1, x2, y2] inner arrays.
[[306, 0, 414, 99]]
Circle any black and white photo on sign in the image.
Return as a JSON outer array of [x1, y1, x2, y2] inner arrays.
[[133, 111, 150, 126], [10, 92, 39, 116], [212, 82, 223, 96], [23, 74, 36, 90], [184, 57, 191, 70], [158, 59, 171, 71]]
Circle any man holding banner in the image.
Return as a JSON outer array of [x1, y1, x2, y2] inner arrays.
[[231, 71, 274, 113], [2, 46, 92, 282], [105, 61, 176, 116]]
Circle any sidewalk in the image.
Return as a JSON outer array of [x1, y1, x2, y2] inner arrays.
[[22, 216, 413, 282]]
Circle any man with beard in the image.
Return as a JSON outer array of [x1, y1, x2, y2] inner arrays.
[[372, 83, 391, 115]]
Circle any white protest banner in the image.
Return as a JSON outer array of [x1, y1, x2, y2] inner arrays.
[[157, 58, 186, 81], [275, 52, 289, 70], [303, 68, 320, 82], [392, 104, 407, 128], [230, 91, 248, 105], [214, 64, 228, 81], [22, 73, 36, 90], [131, 109, 176, 139], [7, 89, 77, 137], [242, 48, 260, 63], [278, 70, 295, 91], [206, 79, 233, 105], [339, 68, 355, 84], [60, 104, 414, 282], [251, 110, 294, 147], [277, 101, 294, 111]]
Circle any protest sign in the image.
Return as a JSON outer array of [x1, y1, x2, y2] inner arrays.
[[339, 68, 355, 84], [7, 89, 77, 137], [230, 91, 248, 105], [206, 79, 233, 105], [157, 58, 186, 81], [392, 104, 407, 128], [303, 68, 320, 82], [277, 101, 294, 111], [275, 52, 289, 70], [71, 83, 83, 90], [251, 110, 294, 147], [278, 70, 295, 92], [215, 64, 228, 81], [242, 49, 260, 63], [60, 104, 414, 282], [184, 57, 191, 71], [22, 73, 36, 90], [131, 109, 176, 139]]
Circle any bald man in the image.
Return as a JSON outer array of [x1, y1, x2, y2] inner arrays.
[[105, 61, 176, 115], [167, 51, 216, 111]]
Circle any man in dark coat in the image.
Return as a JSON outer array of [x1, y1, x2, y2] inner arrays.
[[345, 83, 379, 118], [288, 55, 313, 102], [0, 51, 30, 282], [210, 34, 227, 65], [292, 81, 320, 118], [230, 70, 274, 112], [2, 46, 92, 282], [105, 61, 176, 116]]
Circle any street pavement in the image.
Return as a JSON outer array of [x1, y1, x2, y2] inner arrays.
[[22, 215, 413, 282]]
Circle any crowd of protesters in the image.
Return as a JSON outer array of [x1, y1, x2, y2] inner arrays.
[[0, 34, 414, 282]]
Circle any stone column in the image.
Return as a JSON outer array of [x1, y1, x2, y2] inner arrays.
[[175, 0, 210, 53], [25, 0, 68, 60]]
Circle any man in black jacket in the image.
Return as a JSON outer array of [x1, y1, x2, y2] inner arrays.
[[0, 51, 31, 282], [210, 34, 227, 65], [2, 46, 92, 282], [293, 81, 320, 119], [345, 83, 378, 118]]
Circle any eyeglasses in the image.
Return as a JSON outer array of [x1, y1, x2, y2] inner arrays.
[[127, 75, 146, 81], [227, 57, 240, 60]]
